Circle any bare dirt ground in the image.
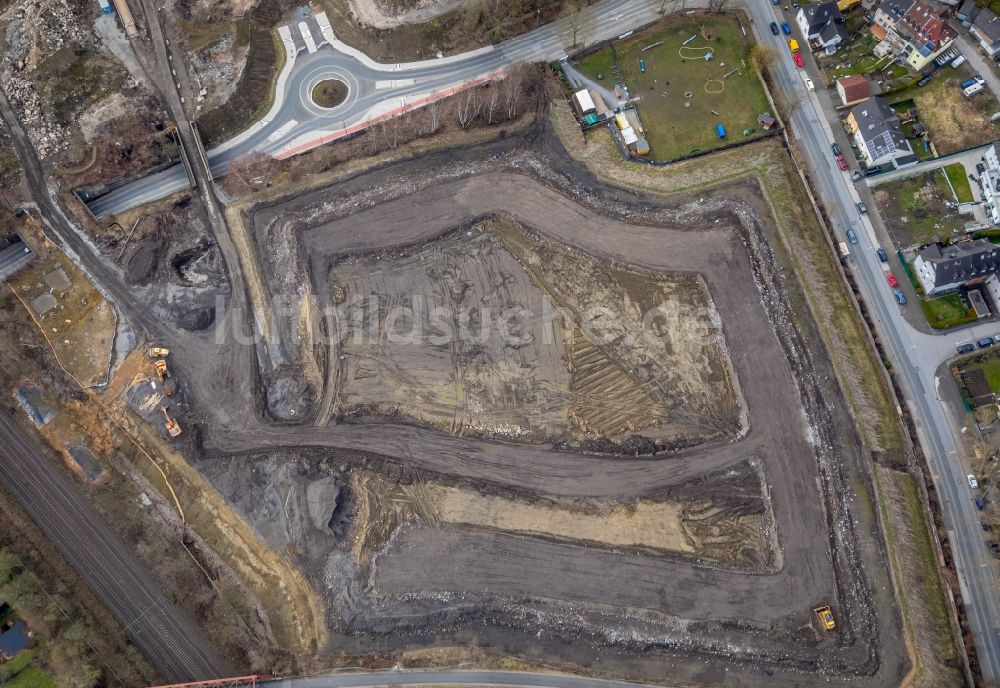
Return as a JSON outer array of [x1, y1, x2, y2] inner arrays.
[[148, 119, 905, 686], [6, 63, 909, 681], [324, 215, 741, 448]]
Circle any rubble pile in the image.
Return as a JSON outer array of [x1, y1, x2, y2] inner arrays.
[[0, 0, 98, 158]]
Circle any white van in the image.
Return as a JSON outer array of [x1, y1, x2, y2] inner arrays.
[[804, 76, 815, 92], [951, 54, 967, 68], [964, 82, 985, 97]]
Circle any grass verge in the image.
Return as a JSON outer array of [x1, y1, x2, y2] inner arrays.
[[943, 162, 975, 203]]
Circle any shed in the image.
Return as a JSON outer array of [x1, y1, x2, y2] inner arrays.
[[614, 113, 629, 130], [621, 127, 639, 145], [631, 138, 651, 155], [716, 123, 726, 139], [572, 89, 596, 116], [758, 113, 778, 129], [583, 113, 599, 126]]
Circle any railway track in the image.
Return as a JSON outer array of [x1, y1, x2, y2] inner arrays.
[[0, 411, 230, 682]]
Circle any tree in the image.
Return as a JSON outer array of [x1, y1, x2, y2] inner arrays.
[[501, 65, 525, 120], [746, 44, 777, 77]]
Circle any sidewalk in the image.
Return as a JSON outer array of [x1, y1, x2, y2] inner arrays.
[[866, 143, 993, 186]]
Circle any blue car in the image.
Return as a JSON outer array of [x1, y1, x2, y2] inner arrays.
[[876, 247, 888, 262], [894, 290, 906, 305], [781, 21, 792, 35], [846, 229, 858, 244]]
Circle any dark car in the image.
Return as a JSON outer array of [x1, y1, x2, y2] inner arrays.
[[846, 229, 858, 244], [958, 343, 976, 354], [876, 247, 888, 262], [852, 170, 863, 182], [917, 75, 932, 87], [831, 142, 842, 156], [857, 202, 868, 213], [979, 337, 995, 348], [976, 496, 987, 510], [770, 21, 779, 34]]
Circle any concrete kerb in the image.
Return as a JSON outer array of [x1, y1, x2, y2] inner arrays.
[[274, 68, 508, 159], [209, 26, 298, 157], [327, 36, 497, 73]]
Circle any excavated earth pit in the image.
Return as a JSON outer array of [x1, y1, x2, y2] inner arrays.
[[182, 131, 907, 686]]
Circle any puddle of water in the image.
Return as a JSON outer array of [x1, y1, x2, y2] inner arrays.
[[0, 619, 31, 659], [14, 387, 54, 427]]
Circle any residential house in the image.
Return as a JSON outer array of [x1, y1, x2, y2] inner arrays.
[[957, 0, 980, 27], [914, 240, 1000, 295], [971, 7, 1000, 57], [797, 2, 848, 51], [846, 96, 917, 169], [835, 74, 880, 106], [872, 0, 957, 71], [981, 142, 1000, 225]]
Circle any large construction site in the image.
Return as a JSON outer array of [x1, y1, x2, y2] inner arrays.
[[66, 119, 908, 685]]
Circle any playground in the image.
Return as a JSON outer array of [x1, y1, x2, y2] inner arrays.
[[577, 14, 772, 160]]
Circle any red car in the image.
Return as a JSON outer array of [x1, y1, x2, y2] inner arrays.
[[794, 53, 805, 68], [887, 273, 899, 287], [837, 157, 848, 171]]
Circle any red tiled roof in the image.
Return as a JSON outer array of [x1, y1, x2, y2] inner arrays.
[[901, 0, 957, 46], [871, 23, 888, 40], [837, 75, 872, 104]]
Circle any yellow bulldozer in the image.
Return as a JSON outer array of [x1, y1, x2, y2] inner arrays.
[[813, 605, 836, 630]]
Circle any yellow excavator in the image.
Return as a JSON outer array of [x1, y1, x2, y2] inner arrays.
[[813, 605, 836, 630], [160, 405, 182, 438], [147, 346, 170, 357]]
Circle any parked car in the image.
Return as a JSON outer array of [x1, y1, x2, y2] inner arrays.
[[794, 52, 804, 67], [957, 343, 976, 354], [804, 76, 815, 91], [969, 474, 980, 489], [886, 273, 898, 287], [976, 496, 986, 510], [857, 202, 868, 213], [894, 289, 906, 305], [846, 229, 858, 244], [994, 334, 1000, 342], [876, 247, 888, 262], [770, 21, 779, 34], [978, 337, 995, 348], [837, 157, 848, 171], [917, 75, 932, 87], [978, 162, 987, 175], [831, 143, 842, 156], [781, 21, 792, 35], [852, 170, 863, 182]]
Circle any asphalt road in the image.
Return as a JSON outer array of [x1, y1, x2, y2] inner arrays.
[[0, 412, 229, 682], [747, 0, 1000, 678], [261, 670, 660, 688], [88, 0, 679, 217]]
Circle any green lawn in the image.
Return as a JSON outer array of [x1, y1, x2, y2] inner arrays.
[[576, 15, 771, 160], [919, 292, 977, 329], [577, 48, 616, 82], [943, 162, 975, 203], [967, 354, 1000, 392]]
